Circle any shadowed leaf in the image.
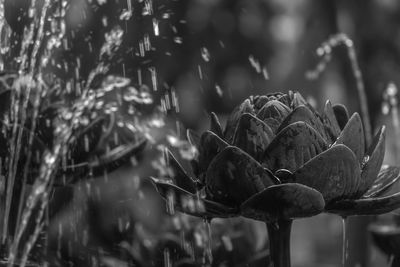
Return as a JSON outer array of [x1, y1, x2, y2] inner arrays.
[[233, 113, 274, 161], [262, 122, 328, 172], [206, 146, 275, 206], [333, 104, 349, 130], [335, 113, 365, 163], [292, 144, 360, 203], [241, 183, 325, 221], [359, 127, 386, 197]]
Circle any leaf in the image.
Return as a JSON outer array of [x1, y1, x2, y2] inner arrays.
[[334, 113, 365, 163], [166, 149, 197, 193], [277, 105, 328, 141], [210, 112, 223, 138], [333, 104, 349, 130], [364, 165, 400, 198], [232, 113, 274, 161], [256, 100, 291, 132], [240, 183, 325, 221], [326, 191, 400, 216], [262, 122, 328, 172], [224, 99, 253, 143], [197, 131, 229, 181], [322, 100, 341, 142], [359, 127, 386, 197], [205, 146, 275, 207], [150, 178, 237, 218], [292, 144, 361, 203]]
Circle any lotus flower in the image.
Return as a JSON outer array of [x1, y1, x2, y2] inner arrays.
[[152, 91, 400, 222]]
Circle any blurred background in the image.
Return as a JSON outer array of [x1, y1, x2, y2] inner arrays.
[[4, 0, 400, 266]]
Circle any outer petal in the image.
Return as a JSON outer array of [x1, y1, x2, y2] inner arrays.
[[277, 105, 328, 141], [334, 113, 365, 163], [205, 146, 275, 207], [358, 127, 386, 197], [240, 183, 325, 222], [364, 165, 400, 198], [290, 92, 308, 108], [166, 149, 198, 193], [224, 99, 253, 142], [262, 122, 328, 172], [326, 191, 400, 216], [322, 100, 341, 142], [210, 112, 223, 138], [233, 113, 274, 161], [333, 104, 349, 130], [187, 129, 200, 149], [256, 100, 291, 132], [197, 131, 229, 181], [150, 178, 238, 218], [292, 144, 361, 203]]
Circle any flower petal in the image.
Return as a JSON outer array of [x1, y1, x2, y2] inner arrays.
[[322, 100, 341, 141], [334, 113, 365, 163], [292, 144, 361, 203], [364, 165, 400, 198], [262, 122, 328, 172], [198, 131, 229, 181], [224, 99, 253, 142], [256, 100, 291, 132], [187, 129, 200, 149], [150, 178, 237, 218], [205, 146, 275, 207], [358, 127, 386, 197], [277, 105, 327, 141], [166, 149, 198, 193], [333, 104, 349, 130], [291, 92, 308, 108], [210, 112, 224, 138], [326, 191, 400, 216], [233, 113, 274, 161], [240, 183, 325, 222]]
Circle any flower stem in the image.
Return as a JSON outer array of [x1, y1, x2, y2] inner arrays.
[[266, 220, 293, 267]]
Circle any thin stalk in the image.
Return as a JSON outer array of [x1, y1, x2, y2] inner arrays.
[[266, 220, 292, 267]]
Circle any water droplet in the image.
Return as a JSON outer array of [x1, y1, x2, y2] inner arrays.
[[201, 47, 210, 62]]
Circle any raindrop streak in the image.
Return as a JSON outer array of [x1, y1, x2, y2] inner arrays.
[[204, 219, 213, 266], [383, 82, 400, 162], [164, 248, 172, 267], [201, 47, 210, 62], [342, 217, 349, 267]]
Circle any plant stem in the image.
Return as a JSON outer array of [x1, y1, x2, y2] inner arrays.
[[266, 220, 293, 267]]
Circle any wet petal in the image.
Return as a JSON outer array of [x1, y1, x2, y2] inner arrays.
[[224, 99, 253, 142], [364, 165, 400, 198], [262, 122, 328, 172], [233, 113, 274, 161], [166, 149, 197, 193], [256, 100, 291, 132], [187, 129, 200, 149], [198, 131, 229, 181], [205, 146, 275, 207], [277, 105, 327, 140], [210, 112, 223, 138], [326, 191, 400, 216], [292, 144, 360, 203], [240, 183, 325, 222], [150, 178, 237, 218], [335, 113, 365, 163], [253, 95, 269, 111], [359, 127, 386, 197], [291, 92, 308, 108], [322, 100, 341, 141], [333, 104, 349, 130]]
